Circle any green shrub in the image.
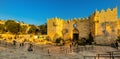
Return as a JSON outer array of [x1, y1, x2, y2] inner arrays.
[[54, 38, 65, 46], [86, 32, 94, 45]]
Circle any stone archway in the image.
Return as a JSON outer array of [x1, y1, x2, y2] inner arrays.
[[73, 28, 79, 41]]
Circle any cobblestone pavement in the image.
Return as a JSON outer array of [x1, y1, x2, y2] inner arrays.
[[0, 43, 119, 59]]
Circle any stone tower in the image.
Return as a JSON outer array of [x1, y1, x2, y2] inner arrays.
[[47, 17, 64, 41], [90, 7, 118, 44]]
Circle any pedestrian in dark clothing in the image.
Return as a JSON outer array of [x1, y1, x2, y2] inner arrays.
[[19, 42, 24, 48], [21, 42, 24, 46], [70, 44, 72, 49], [20, 41, 24, 47], [27, 43, 33, 51], [13, 40, 16, 46], [48, 49, 50, 56], [115, 41, 119, 49]]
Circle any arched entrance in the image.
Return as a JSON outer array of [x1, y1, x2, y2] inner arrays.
[[73, 28, 79, 41]]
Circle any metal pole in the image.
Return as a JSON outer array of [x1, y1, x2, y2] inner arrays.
[[98, 54, 99, 59], [83, 56, 85, 59], [110, 52, 111, 59], [112, 52, 114, 59]]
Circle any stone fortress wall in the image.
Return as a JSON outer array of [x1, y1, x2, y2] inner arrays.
[[47, 17, 90, 41], [47, 7, 120, 44]]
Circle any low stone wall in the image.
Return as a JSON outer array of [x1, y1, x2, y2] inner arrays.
[[94, 36, 117, 45]]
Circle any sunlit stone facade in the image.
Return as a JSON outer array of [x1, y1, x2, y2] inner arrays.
[[47, 7, 120, 44]]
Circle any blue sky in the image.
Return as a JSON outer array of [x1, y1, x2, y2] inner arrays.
[[0, 0, 120, 25]]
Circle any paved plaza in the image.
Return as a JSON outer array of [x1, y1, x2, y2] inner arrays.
[[0, 42, 120, 59]]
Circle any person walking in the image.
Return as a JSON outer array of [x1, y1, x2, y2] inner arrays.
[[115, 41, 119, 50], [27, 43, 33, 52], [19, 40, 25, 48], [13, 39, 16, 46], [48, 49, 50, 56]]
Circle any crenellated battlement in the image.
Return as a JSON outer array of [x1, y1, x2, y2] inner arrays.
[[48, 17, 89, 24], [94, 7, 117, 14], [48, 7, 118, 25], [48, 17, 64, 21], [47, 7, 120, 41]]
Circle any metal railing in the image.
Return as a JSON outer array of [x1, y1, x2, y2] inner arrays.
[[84, 51, 120, 59]]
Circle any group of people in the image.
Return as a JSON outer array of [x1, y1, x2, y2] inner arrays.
[[2, 37, 34, 52]]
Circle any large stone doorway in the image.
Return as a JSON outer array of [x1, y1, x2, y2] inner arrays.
[[73, 28, 79, 41], [73, 33, 79, 41]]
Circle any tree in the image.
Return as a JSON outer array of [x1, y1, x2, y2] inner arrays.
[[5, 20, 20, 34], [87, 32, 94, 45], [20, 25, 28, 34], [28, 25, 38, 34], [38, 23, 47, 34], [0, 24, 5, 33], [54, 37, 65, 46]]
